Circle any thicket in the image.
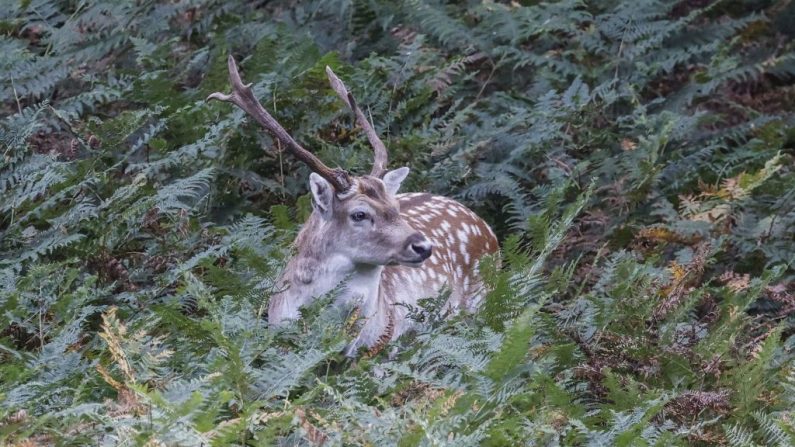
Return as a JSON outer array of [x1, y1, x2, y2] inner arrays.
[[1, 0, 794, 445]]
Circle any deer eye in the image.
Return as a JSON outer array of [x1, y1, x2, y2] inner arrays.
[[350, 211, 368, 222]]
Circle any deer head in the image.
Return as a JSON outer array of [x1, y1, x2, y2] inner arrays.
[[303, 168, 433, 267]]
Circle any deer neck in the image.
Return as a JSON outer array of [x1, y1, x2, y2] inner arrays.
[[287, 249, 383, 309], [290, 251, 393, 356], [285, 214, 377, 304]]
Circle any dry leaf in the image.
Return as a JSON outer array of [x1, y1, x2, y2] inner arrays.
[[621, 138, 637, 151]]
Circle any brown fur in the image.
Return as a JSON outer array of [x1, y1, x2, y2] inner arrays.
[[381, 193, 498, 314]]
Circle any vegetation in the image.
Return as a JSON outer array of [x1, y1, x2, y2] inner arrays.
[[1, 0, 794, 445]]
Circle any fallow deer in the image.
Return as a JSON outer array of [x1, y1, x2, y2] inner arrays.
[[208, 55, 499, 355]]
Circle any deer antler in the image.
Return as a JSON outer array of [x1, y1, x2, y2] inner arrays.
[[208, 55, 352, 192], [325, 66, 388, 178]]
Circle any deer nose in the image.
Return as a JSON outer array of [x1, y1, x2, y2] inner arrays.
[[408, 233, 433, 260]]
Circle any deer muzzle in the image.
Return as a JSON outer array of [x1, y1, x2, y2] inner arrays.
[[401, 232, 433, 265]]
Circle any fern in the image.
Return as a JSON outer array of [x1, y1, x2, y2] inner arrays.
[[1, 0, 794, 445]]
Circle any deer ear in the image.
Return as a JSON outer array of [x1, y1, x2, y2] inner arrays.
[[309, 173, 334, 219], [382, 167, 409, 196]]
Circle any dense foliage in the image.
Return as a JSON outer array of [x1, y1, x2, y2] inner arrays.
[[2, 0, 795, 445]]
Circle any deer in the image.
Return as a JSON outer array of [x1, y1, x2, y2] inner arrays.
[[208, 55, 499, 355]]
